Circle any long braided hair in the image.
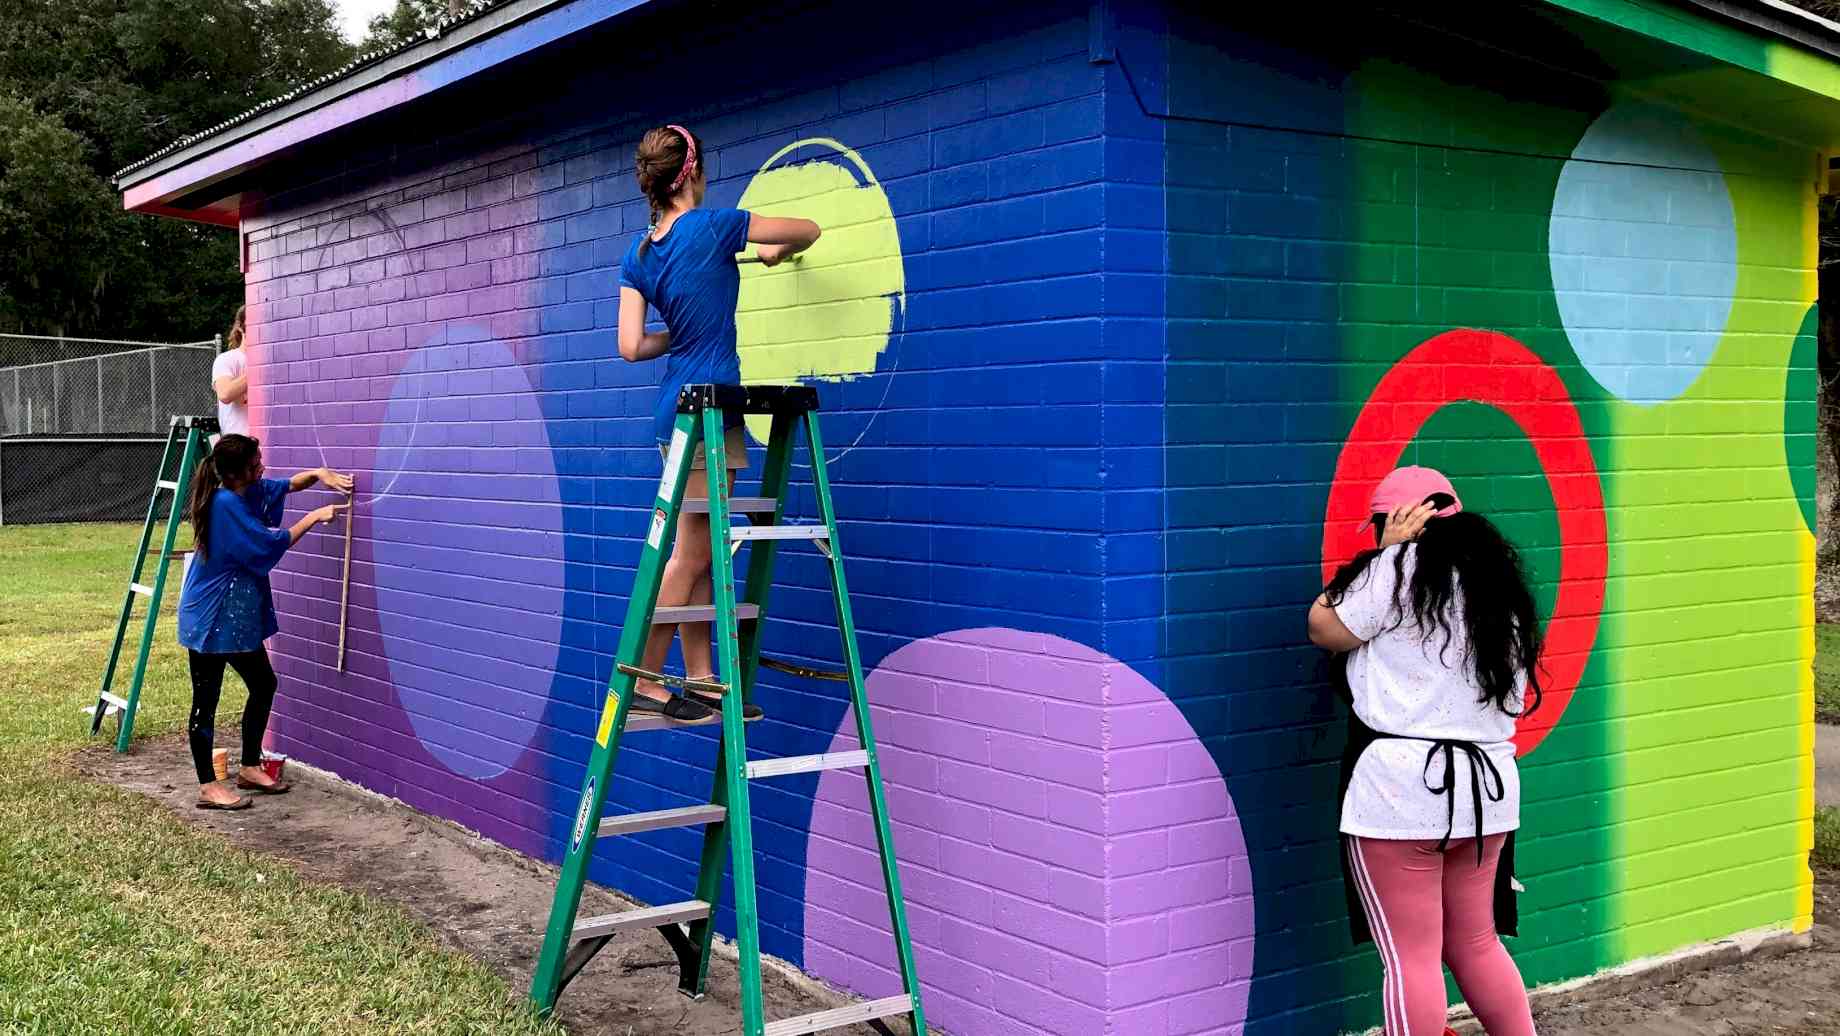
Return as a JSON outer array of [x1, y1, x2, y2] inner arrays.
[[633, 125, 700, 256]]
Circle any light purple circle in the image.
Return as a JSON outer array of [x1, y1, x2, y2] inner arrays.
[[371, 339, 564, 780], [802, 628, 1253, 1034]]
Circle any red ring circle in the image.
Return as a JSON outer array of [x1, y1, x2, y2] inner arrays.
[[1320, 330, 1606, 756]]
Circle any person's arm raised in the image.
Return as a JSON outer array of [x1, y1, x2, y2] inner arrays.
[[749, 215, 821, 267]]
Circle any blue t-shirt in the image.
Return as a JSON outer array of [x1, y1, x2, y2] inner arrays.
[[177, 479, 291, 654], [619, 207, 752, 442]]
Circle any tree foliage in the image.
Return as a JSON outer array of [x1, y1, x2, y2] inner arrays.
[[0, 0, 356, 339], [359, 0, 454, 53]]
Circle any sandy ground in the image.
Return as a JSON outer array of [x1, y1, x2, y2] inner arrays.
[[76, 732, 1838, 1036], [74, 734, 893, 1036]]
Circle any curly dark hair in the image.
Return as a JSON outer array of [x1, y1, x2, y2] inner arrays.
[[1321, 511, 1544, 718]]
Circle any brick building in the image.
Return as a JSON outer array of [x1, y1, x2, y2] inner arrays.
[[117, 0, 1838, 1031]]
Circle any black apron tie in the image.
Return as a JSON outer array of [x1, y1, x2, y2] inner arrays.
[[1417, 738, 1507, 865]]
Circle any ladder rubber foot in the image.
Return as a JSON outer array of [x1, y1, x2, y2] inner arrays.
[[573, 900, 710, 940], [129, 583, 154, 597], [746, 749, 869, 780], [653, 603, 760, 625], [599, 804, 726, 837], [683, 496, 777, 514], [730, 524, 829, 543], [763, 995, 915, 1036]]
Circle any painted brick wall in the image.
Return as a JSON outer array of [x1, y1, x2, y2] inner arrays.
[[234, 2, 1223, 1033], [216, 1, 1820, 1034], [1120, 7, 1817, 1034]]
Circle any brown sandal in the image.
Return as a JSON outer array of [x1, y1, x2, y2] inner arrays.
[[235, 777, 291, 795]]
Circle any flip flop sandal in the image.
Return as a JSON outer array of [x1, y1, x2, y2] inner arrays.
[[631, 693, 716, 724], [197, 795, 252, 811], [236, 777, 292, 795], [686, 679, 765, 721]]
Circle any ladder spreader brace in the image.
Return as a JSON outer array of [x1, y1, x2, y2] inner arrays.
[[529, 385, 926, 1036], [88, 414, 218, 751]]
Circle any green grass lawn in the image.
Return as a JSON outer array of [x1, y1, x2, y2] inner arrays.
[[0, 522, 560, 1035], [1816, 624, 1840, 722]]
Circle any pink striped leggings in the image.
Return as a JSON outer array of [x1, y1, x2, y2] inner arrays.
[[1348, 835, 1536, 1036]]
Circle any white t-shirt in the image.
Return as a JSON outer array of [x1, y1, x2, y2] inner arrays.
[[1334, 543, 1522, 841], [212, 348, 249, 436]]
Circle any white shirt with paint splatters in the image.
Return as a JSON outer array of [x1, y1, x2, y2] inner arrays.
[[1333, 543, 1522, 841]]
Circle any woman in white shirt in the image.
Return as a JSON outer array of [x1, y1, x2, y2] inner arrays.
[[212, 305, 250, 436], [1308, 466, 1541, 1036]]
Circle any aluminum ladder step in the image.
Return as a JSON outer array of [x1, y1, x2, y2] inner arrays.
[[129, 583, 155, 597], [683, 496, 777, 514], [573, 900, 710, 941], [155, 480, 179, 491], [764, 995, 915, 1036], [746, 750, 869, 780], [599, 804, 726, 837], [731, 524, 828, 542], [653, 603, 760, 625]]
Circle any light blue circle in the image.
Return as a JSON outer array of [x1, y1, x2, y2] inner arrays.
[[1549, 103, 1737, 404], [371, 336, 564, 780]]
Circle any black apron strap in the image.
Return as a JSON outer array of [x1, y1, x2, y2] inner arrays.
[[1334, 701, 1519, 944]]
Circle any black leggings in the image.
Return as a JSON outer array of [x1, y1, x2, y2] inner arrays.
[[185, 647, 278, 785]]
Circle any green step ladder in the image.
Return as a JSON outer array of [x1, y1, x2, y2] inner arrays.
[[88, 414, 218, 752], [530, 385, 925, 1036]]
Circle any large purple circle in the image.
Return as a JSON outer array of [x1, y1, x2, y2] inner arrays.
[[370, 339, 564, 780], [803, 628, 1253, 1033]]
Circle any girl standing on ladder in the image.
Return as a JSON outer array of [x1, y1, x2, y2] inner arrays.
[[616, 124, 821, 723], [1308, 466, 1541, 1036], [178, 433, 350, 809]]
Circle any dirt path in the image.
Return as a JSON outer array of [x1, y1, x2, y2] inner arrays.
[[1523, 869, 1839, 1036], [77, 734, 1839, 1036], [1820, 725, 1840, 809], [74, 734, 888, 1036]]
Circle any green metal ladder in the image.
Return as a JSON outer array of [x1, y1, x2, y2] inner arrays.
[[530, 385, 925, 1036], [88, 414, 217, 752]]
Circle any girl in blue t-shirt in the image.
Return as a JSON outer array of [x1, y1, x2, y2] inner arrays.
[[617, 123, 821, 722], [177, 433, 350, 809]]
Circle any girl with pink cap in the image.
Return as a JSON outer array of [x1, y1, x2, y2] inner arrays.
[[1308, 466, 1542, 1036]]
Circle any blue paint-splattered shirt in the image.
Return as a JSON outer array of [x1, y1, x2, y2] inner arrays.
[[177, 479, 291, 654], [619, 207, 752, 442]]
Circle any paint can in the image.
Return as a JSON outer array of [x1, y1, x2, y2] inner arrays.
[[211, 748, 229, 782], [260, 751, 287, 782]]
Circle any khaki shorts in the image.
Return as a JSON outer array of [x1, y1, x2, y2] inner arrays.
[[659, 425, 750, 472]]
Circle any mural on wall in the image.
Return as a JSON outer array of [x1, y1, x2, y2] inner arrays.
[[1153, 9, 1816, 1030], [805, 629, 1255, 1034], [231, 5, 1822, 1034], [735, 137, 905, 448]]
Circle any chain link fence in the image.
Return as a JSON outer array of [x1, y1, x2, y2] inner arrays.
[[0, 333, 220, 436], [1, 333, 220, 524]]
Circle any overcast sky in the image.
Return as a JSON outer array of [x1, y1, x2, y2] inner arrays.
[[335, 0, 399, 43]]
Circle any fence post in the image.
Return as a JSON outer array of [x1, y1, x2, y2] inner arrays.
[[96, 356, 104, 434], [149, 350, 158, 433]]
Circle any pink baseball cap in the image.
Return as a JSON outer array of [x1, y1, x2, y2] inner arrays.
[[1360, 465, 1463, 529]]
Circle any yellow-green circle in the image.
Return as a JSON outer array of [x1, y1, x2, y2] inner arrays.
[[735, 138, 905, 443]]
